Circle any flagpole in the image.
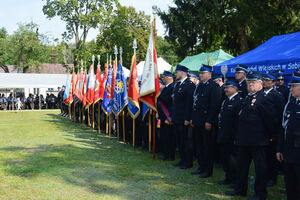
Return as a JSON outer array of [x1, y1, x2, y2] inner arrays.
[[122, 110, 125, 143], [92, 55, 95, 129], [97, 55, 101, 134], [109, 55, 112, 137], [152, 5, 157, 160], [114, 45, 119, 139], [148, 110, 151, 152], [153, 110, 156, 159], [133, 118, 135, 147], [120, 47, 125, 142]]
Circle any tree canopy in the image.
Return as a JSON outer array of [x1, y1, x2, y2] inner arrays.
[[159, 0, 300, 59]]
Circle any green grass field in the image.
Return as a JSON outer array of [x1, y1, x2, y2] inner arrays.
[[0, 111, 286, 200]]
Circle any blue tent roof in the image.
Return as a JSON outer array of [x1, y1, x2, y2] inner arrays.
[[214, 32, 300, 77]]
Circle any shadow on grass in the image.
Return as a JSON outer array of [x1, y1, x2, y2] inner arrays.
[[0, 113, 287, 200]]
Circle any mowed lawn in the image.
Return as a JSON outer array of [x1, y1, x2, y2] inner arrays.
[[0, 111, 286, 200]]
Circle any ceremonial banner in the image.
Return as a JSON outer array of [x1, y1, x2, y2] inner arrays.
[[64, 73, 71, 104], [112, 61, 128, 115], [127, 53, 140, 119], [139, 23, 160, 111], [102, 65, 113, 114], [94, 64, 102, 103], [75, 68, 84, 101], [83, 70, 88, 106], [86, 65, 95, 106]]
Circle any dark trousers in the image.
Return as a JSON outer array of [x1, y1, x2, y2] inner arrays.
[[194, 126, 214, 175], [220, 143, 237, 183], [284, 163, 300, 200], [161, 123, 175, 160], [267, 140, 278, 183], [235, 146, 268, 199], [174, 124, 193, 166]]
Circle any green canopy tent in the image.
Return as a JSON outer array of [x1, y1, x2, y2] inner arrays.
[[179, 49, 234, 71]]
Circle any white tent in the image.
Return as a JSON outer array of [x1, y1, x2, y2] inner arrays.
[[0, 73, 67, 88], [136, 57, 172, 77]]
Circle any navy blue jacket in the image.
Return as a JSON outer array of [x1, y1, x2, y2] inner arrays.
[[236, 90, 276, 146], [191, 78, 222, 126], [158, 82, 174, 122], [278, 100, 300, 164], [238, 79, 248, 98], [217, 93, 243, 143], [172, 78, 195, 124]]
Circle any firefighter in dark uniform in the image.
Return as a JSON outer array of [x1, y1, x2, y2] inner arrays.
[[158, 71, 174, 161], [217, 78, 243, 185], [275, 70, 290, 103], [190, 64, 222, 178], [226, 71, 276, 200], [171, 64, 195, 169], [277, 72, 300, 200], [262, 71, 285, 187], [235, 64, 249, 98]]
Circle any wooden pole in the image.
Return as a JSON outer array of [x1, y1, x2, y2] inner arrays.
[[133, 118, 135, 147], [92, 103, 95, 128], [106, 114, 108, 134], [73, 98, 76, 121], [109, 113, 112, 137], [117, 114, 120, 139], [148, 112, 151, 152], [88, 106, 90, 126], [122, 111, 125, 143], [98, 102, 101, 134], [153, 111, 156, 160], [69, 104, 71, 120]]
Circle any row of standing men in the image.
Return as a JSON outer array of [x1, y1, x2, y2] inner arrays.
[[58, 64, 299, 200]]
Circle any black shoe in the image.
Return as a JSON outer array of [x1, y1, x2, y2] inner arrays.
[[172, 161, 183, 167], [180, 164, 193, 169], [199, 172, 212, 178], [191, 169, 203, 175], [218, 179, 232, 185], [225, 190, 246, 196], [247, 194, 266, 200], [165, 158, 175, 161], [267, 179, 276, 187]]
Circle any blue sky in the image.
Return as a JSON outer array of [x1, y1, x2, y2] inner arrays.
[[0, 0, 174, 43]]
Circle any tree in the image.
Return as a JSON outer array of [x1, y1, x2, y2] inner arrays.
[[95, 5, 151, 68], [9, 22, 52, 72], [43, 0, 119, 67], [0, 27, 12, 72], [156, 36, 179, 67], [159, 0, 300, 58]]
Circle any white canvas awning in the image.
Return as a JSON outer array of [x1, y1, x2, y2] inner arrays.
[[0, 73, 67, 88], [136, 57, 172, 76]]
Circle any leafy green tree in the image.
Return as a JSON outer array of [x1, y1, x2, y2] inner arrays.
[[156, 36, 179, 66], [95, 5, 151, 68], [0, 27, 12, 72], [159, 0, 300, 59], [43, 0, 119, 67]]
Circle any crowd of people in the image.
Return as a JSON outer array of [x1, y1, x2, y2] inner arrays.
[[0, 92, 60, 110], [58, 64, 300, 200]]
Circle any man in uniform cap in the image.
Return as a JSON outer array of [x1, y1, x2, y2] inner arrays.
[[274, 70, 290, 103], [277, 72, 300, 200], [262, 71, 285, 187], [226, 71, 275, 200], [235, 64, 248, 98], [158, 70, 175, 161], [171, 64, 195, 169], [189, 73, 200, 85], [217, 77, 243, 185], [190, 64, 222, 178]]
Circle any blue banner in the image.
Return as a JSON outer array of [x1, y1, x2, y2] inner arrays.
[[112, 61, 128, 115], [102, 65, 113, 114], [63, 74, 70, 101], [142, 103, 149, 120]]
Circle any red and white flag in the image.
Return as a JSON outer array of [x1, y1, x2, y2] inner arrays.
[[139, 22, 160, 112]]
